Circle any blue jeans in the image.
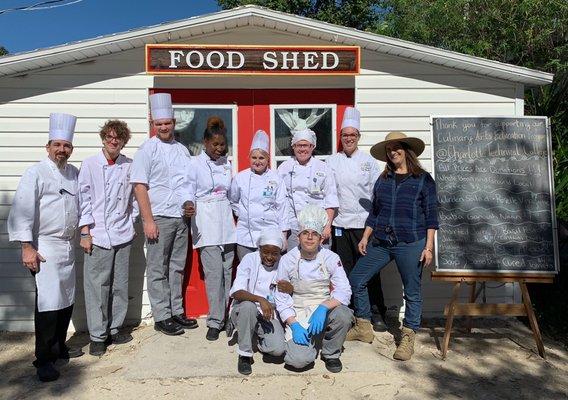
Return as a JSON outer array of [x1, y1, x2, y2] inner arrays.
[[349, 238, 425, 331]]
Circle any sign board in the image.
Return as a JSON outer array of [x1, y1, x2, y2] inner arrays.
[[145, 45, 360, 75], [432, 116, 559, 274]]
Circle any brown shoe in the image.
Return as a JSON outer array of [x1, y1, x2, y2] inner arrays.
[[393, 326, 415, 361], [345, 317, 374, 343]]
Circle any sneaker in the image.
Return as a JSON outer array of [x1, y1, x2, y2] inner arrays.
[[172, 314, 199, 329], [345, 317, 374, 343], [36, 362, 60, 382], [89, 341, 107, 357], [154, 318, 184, 336], [109, 333, 133, 345], [237, 356, 252, 375], [206, 327, 220, 341], [393, 326, 416, 361], [59, 346, 84, 359], [371, 314, 388, 332], [322, 357, 343, 373]]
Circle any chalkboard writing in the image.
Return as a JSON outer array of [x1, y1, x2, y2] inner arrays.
[[432, 117, 558, 274]]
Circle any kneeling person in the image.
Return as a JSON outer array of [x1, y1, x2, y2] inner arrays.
[[275, 205, 354, 373], [229, 228, 288, 375]]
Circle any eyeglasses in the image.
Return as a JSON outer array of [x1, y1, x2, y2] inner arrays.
[[104, 135, 122, 143], [340, 133, 359, 139], [293, 143, 313, 149]]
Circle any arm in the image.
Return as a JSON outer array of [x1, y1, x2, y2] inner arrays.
[[419, 174, 439, 268], [78, 162, 94, 254], [274, 256, 295, 325], [133, 183, 158, 240], [228, 174, 240, 216]]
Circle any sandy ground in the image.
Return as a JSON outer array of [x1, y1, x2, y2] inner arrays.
[[1, 318, 567, 400]]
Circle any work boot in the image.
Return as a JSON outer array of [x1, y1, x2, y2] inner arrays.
[[237, 356, 253, 375], [345, 317, 374, 343], [393, 326, 416, 361]]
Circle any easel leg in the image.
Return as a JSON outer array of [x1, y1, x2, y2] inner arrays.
[[466, 282, 477, 333], [519, 282, 546, 358], [442, 281, 461, 359]]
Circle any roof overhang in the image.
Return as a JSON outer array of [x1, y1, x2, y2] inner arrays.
[[0, 5, 554, 86]]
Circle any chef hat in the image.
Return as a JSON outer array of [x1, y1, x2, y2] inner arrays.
[[341, 107, 360, 131], [150, 93, 174, 120], [291, 129, 317, 147], [250, 129, 270, 154], [257, 227, 284, 249], [298, 204, 328, 235], [49, 113, 76, 143]]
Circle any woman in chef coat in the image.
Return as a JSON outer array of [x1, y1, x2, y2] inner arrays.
[[187, 116, 236, 341], [230, 130, 289, 261]]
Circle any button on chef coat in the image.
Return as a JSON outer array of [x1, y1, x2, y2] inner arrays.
[[326, 149, 380, 229], [78, 151, 137, 249], [130, 136, 193, 217], [229, 251, 279, 313], [277, 157, 339, 231], [275, 247, 351, 322], [229, 168, 289, 248]]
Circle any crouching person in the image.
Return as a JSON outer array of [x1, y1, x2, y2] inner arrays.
[[275, 205, 354, 373], [229, 228, 288, 375]]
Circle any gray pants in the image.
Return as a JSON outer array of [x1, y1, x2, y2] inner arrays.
[[84, 241, 131, 342], [287, 230, 331, 252], [285, 305, 354, 369], [199, 244, 235, 329], [236, 244, 256, 261], [146, 216, 188, 322], [230, 301, 286, 357]]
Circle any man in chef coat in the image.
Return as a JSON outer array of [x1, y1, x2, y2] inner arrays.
[[79, 120, 137, 356], [131, 93, 197, 336], [8, 113, 82, 382], [275, 205, 354, 373]]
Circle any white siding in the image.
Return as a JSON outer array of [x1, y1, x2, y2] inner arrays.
[[0, 26, 523, 331]]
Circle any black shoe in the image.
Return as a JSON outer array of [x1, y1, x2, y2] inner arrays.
[[154, 318, 184, 336], [89, 341, 107, 356], [206, 327, 220, 341], [237, 356, 252, 375], [59, 346, 84, 359], [37, 362, 60, 382], [172, 314, 199, 329], [109, 333, 133, 345], [323, 357, 343, 373], [372, 316, 388, 332]]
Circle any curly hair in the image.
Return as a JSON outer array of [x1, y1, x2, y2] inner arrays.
[[203, 116, 227, 141], [99, 120, 131, 144]]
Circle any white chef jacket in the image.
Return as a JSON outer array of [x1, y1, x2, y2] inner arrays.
[[229, 168, 289, 248], [326, 149, 380, 229], [277, 157, 339, 231], [275, 247, 351, 322], [229, 251, 279, 313], [130, 136, 193, 218], [78, 150, 137, 249]]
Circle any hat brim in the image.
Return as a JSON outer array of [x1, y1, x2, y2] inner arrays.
[[370, 137, 425, 162]]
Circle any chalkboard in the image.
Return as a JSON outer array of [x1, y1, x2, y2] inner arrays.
[[432, 117, 558, 274]]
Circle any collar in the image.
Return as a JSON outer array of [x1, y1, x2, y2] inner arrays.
[[97, 149, 123, 165], [293, 156, 314, 167], [45, 156, 67, 172]]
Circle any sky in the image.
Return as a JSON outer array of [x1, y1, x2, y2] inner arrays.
[[0, 0, 222, 54]]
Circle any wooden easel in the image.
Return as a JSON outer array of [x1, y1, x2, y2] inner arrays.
[[431, 271, 554, 359]]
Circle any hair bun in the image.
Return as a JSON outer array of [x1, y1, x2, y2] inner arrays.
[[207, 116, 225, 131]]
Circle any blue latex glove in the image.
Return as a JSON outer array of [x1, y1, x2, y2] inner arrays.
[[290, 322, 310, 346], [307, 304, 329, 336]]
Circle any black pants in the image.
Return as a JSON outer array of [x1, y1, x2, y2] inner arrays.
[[332, 227, 387, 317], [34, 296, 73, 366]]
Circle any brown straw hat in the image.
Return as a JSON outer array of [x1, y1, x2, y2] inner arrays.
[[370, 131, 425, 162]]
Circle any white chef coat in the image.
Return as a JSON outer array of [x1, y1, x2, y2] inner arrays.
[[326, 149, 380, 229], [8, 157, 79, 312], [78, 150, 137, 249], [229, 251, 279, 313], [130, 136, 193, 218], [229, 168, 289, 248], [275, 246, 351, 322], [188, 151, 236, 247], [277, 157, 339, 231]]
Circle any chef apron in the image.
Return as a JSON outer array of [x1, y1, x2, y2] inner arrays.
[[285, 253, 331, 341], [191, 193, 236, 248]]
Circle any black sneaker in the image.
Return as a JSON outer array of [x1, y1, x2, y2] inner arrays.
[[36, 362, 60, 382], [206, 327, 220, 341], [59, 345, 84, 359], [172, 314, 199, 329], [372, 315, 388, 332], [154, 318, 184, 336], [89, 341, 107, 356], [237, 356, 252, 375], [323, 357, 343, 373], [109, 333, 133, 345]]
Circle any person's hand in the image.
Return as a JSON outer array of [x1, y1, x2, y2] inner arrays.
[[277, 280, 294, 295], [258, 298, 275, 320], [80, 235, 93, 255], [290, 322, 310, 346], [182, 201, 196, 218], [322, 225, 332, 241], [307, 304, 329, 336], [143, 220, 159, 241], [358, 237, 369, 255], [21, 243, 45, 272], [420, 248, 433, 268]]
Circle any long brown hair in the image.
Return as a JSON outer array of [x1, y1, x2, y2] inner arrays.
[[380, 142, 425, 178]]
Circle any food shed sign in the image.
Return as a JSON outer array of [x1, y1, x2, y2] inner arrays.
[[146, 45, 360, 75]]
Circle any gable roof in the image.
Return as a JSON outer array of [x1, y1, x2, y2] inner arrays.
[[0, 5, 553, 86]]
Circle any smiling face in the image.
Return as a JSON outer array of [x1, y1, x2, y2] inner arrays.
[[298, 229, 321, 254], [249, 149, 269, 174], [386, 141, 407, 169], [340, 127, 360, 155], [259, 244, 281, 268], [102, 129, 125, 159], [204, 133, 227, 161], [152, 118, 176, 142], [292, 140, 314, 164], [46, 140, 73, 168]]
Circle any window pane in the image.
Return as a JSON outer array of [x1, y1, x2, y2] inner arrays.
[[274, 107, 333, 157], [173, 107, 233, 156]]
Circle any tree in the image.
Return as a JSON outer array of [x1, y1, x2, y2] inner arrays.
[[0, 46, 8, 56]]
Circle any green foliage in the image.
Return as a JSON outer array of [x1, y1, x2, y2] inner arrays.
[[0, 46, 8, 56]]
